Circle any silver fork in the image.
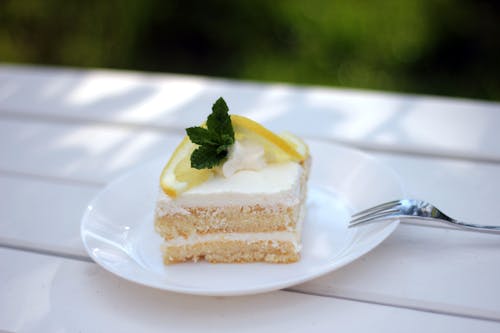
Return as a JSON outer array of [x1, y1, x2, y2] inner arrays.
[[349, 199, 500, 234]]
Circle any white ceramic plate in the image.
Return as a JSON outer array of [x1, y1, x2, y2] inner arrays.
[[81, 140, 403, 296]]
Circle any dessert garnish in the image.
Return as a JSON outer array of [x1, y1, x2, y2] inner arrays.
[[186, 97, 235, 170], [160, 97, 307, 198]]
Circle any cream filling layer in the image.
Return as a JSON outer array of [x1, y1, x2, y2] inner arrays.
[[164, 231, 301, 252]]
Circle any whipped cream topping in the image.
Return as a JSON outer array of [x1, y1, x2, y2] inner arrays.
[[222, 140, 267, 178]]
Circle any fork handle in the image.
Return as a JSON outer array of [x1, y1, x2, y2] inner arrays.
[[407, 216, 500, 235], [439, 218, 500, 235]]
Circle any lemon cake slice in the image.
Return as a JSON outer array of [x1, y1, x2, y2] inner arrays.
[[154, 98, 310, 264]]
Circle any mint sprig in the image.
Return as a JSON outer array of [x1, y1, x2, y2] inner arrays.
[[186, 97, 235, 169]]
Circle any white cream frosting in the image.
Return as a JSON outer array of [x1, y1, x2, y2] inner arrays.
[[221, 140, 267, 177], [156, 161, 302, 215], [190, 161, 299, 195]]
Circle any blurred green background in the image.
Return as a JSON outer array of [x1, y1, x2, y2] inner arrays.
[[1, 0, 499, 100]]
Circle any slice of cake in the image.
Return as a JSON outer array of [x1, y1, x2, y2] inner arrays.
[[154, 97, 310, 264]]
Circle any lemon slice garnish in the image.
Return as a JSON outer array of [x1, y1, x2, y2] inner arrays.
[[160, 115, 308, 198], [278, 131, 309, 159], [159, 136, 213, 198], [230, 115, 306, 163]]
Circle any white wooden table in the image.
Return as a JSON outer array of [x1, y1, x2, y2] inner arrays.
[[1, 65, 500, 332]]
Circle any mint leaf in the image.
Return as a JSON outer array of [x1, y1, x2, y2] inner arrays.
[[216, 144, 230, 155], [220, 133, 234, 146], [190, 145, 221, 169], [186, 97, 235, 169], [186, 126, 218, 146], [207, 97, 234, 141]]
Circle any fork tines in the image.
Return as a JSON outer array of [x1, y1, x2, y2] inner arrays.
[[349, 200, 401, 227], [351, 200, 400, 218]]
